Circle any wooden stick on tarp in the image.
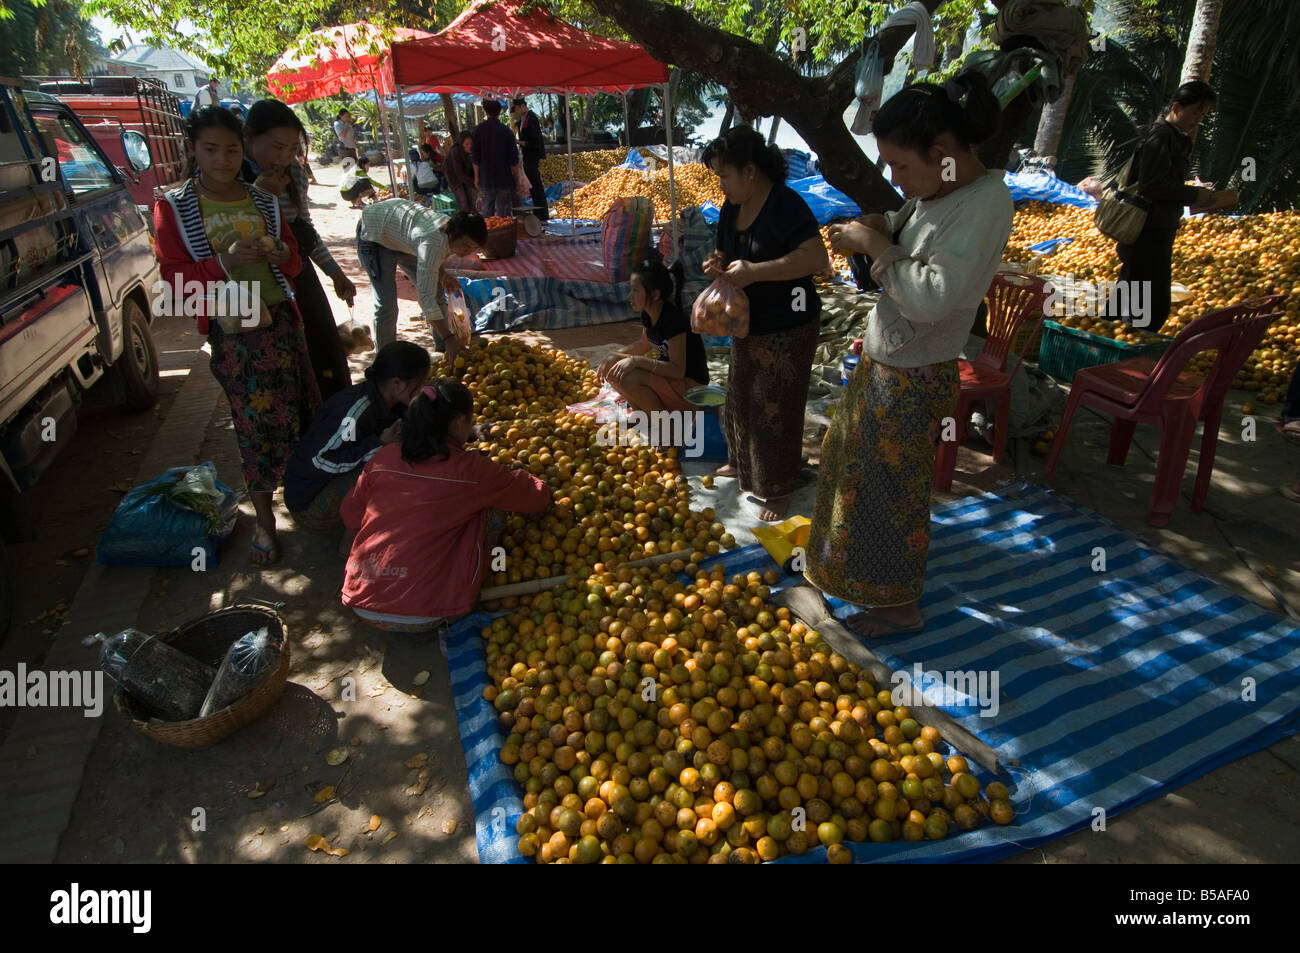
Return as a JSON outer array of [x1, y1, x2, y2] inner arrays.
[[773, 585, 1001, 775]]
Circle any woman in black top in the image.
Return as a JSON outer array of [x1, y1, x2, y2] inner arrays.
[[1110, 81, 1236, 333], [702, 127, 829, 520], [598, 257, 708, 413]]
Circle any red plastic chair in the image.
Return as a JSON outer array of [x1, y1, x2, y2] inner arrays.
[[1046, 301, 1282, 526], [935, 272, 1051, 492]]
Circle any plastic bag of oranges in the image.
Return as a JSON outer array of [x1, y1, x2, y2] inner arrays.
[[446, 287, 473, 346], [690, 277, 750, 338]]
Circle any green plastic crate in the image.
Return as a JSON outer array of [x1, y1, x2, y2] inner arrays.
[[432, 193, 457, 214], [1037, 320, 1173, 382]]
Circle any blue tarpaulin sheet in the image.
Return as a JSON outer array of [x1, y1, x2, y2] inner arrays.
[[1006, 170, 1098, 208], [445, 481, 1300, 863]]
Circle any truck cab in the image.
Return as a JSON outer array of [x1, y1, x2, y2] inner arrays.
[[0, 78, 162, 632], [26, 75, 188, 223]]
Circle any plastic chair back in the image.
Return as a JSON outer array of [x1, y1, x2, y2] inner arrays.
[[1133, 320, 1244, 416], [978, 272, 1052, 375]]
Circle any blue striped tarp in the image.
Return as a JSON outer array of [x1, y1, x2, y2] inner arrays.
[[443, 481, 1300, 863], [460, 274, 633, 332]]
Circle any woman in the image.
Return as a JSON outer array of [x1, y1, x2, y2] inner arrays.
[[241, 99, 356, 401], [701, 126, 830, 521], [340, 379, 552, 633], [808, 71, 1014, 637], [1110, 81, 1236, 333], [411, 143, 442, 202], [598, 257, 708, 415], [444, 131, 478, 214], [284, 341, 430, 535], [154, 106, 321, 565]]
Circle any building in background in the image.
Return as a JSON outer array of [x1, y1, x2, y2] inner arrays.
[[110, 44, 225, 100]]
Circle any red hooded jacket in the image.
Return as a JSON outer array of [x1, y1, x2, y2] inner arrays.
[[340, 442, 551, 619]]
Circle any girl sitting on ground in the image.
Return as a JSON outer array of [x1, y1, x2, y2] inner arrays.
[[340, 379, 552, 633], [412, 143, 442, 203], [283, 341, 431, 536], [597, 257, 709, 414]]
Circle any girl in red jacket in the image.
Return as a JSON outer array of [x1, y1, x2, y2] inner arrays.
[[154, 106, 321, 565], [341, 378, 551, 633]]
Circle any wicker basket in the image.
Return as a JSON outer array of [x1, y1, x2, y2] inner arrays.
[[480, 224, 517, 259], [114, 605, 290, 749]]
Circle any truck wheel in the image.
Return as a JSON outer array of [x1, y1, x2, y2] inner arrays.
[[118, 297, 159, 411]]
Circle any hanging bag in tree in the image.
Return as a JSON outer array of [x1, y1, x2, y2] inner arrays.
[[1093, 149, 1150, 245]]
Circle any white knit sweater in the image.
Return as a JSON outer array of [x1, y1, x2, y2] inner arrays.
[[863, 170, 1014, 367]]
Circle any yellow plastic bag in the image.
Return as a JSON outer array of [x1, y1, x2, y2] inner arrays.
[[751, 515, 811, 572]]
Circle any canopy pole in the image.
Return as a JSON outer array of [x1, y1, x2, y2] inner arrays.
[[566, 92, 575, 227], [394, 84, 414, 201], [623, 91, 630, 148], [663, 82, 677, 264], [374, 84, 398, 195]]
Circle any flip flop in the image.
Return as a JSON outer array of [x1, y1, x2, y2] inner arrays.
[[1277, 420, 1300, 445], [1282, 485, 1300, 504], [845, 611, 926, 636], [250, 537, 281, 567]]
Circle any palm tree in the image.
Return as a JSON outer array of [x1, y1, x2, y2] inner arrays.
[[1050, 0, 1300, 211], [1179, 0, 1222, 83]]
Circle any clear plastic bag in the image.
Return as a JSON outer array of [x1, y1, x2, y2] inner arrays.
[[690, 277, 750, 338], [198, 627, 283, 717], [446, 288, 473, 346], [96, 628, 217, 722]]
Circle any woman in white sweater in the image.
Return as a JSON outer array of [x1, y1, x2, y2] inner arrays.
[[807, 70, 1014, 637]]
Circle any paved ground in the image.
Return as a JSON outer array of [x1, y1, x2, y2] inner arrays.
[[1, 165, 1296, 864]]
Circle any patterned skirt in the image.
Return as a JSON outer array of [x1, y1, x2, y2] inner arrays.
[[806, 356, 959, 607], [723, 320, 819, 499], [208, 301, 322, 493]]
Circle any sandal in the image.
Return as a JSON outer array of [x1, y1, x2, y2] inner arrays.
[[845, 611, 926, 637], [1282, 485, 1300, 504], [746, 494, 793, 521], [250, 534, 281, 567], [1278, 420, 1300, 446]]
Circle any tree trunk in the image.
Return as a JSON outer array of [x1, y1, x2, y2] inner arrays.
[[1180, 0, 1224, 84], [440, 93, 459, 139], [767, 115, 781, 145], [1032, 71, 1076, 165], [718, 98, 734, 136]]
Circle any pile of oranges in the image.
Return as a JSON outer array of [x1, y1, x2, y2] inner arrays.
[[1005, 203, 1300, 402], [550, 164, 725, 221], [485, 562, 1012, 864], [442, 338, 730, 592], [484, 216, 515, 230]]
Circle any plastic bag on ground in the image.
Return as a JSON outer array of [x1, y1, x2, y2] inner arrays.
[[96, 462, 239, 568], [566, 386, 627, 424], [199, 626, 283, 717], [691, 277, 750, 337]]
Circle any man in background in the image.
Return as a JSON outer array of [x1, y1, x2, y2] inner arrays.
[[511, 97, 549, 221], [470, 99, 519, 218], [334, 108, 359, 161], [194, 76, 220, 110]]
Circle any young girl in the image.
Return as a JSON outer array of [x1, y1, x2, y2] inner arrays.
[[340, 379, 551, 633], [154, 106, 321, 565], [597, 257, 709, 413], [241, 98, 355, 400], [809, 70, 1014, 637], [284, 341, 431, 534]]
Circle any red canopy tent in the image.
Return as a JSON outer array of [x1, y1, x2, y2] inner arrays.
[[385, 0, 676, 230], [266, 22, 434, 187], [389, 0, 668, 95]]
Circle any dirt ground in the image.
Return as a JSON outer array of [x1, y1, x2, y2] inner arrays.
[[13, 164, 1299, 864]]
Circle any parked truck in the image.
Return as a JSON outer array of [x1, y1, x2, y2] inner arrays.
[[25, 75, 188, 223], [0, 78, 163, 634]]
